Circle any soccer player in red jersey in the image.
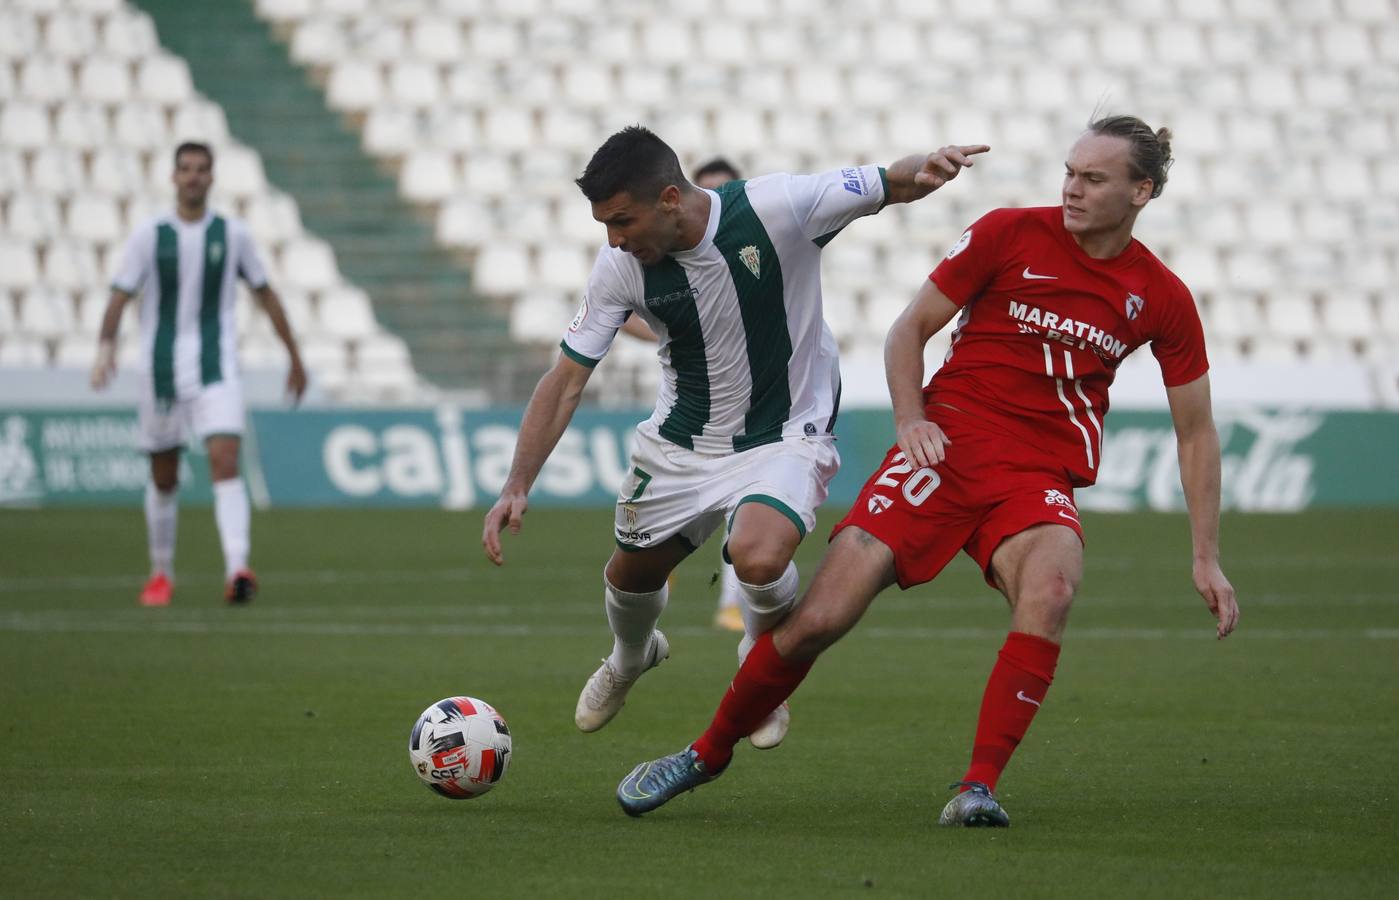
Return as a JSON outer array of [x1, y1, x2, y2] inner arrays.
[[616, 116, 1241, 824]]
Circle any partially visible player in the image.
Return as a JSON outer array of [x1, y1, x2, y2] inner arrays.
[[620, 156, 748, 633], [483, 126, 987, 750], [92, 141, 306, 606], [617, 116, 1239, 824]]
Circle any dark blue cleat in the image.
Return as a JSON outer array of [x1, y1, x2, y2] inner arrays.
[[617, 747, 720, 817]]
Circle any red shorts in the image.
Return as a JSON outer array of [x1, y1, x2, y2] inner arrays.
[[833, 409, 1085, 589]]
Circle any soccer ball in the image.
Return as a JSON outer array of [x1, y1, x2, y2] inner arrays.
[[408, 696, 512, 799]]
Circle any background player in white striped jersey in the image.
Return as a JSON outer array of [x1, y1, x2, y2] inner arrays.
[[483, 126, 986, 745], [91, 142, 306, 607]]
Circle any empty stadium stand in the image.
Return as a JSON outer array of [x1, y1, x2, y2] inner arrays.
[[2, 0, 1397, 407]]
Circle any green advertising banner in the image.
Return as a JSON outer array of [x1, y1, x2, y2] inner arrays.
[[2, 407, 1396, 511]]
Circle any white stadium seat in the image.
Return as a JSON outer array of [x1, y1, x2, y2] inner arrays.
[[535, 245, 590, 293], [1321, 295, 1379, 340], [255, 0, 314, 24], [112, 103, 172, 152], [0, 11, 40, 60], [66, 196, 125, 246], [326, 60, 384, 112], [398, 151, 458, 204], [388, 60, 442, 108], [317, 286, 378, 339], [18, 56, 76, 103], [138, 55, 196, 107], [436, 197, 494, 248], [0, 102, 52, 150], [171, 102, 232, 145], [245, 193, 306, 246], [77, 56, 134, 104], [216, 146, 270, 199], [29, 147, 87, 199], [0, 336, 50, 368], [290, 18, 346, 67], [55, 335, 100, 370], [508, 292, 571, 344], [409, 16, 464, 62], [280, 238, 342, 293], [90, 148, 148, 197], [17, 288, 77, 338], [362, 106, 418, 156], [100, 10, 159, 60], [4, 193, 63, 243], [472, 244, 532, 296]]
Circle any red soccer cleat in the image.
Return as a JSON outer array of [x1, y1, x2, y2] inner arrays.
[[225, 569, 258, 605], [139, 573, 172, 607]]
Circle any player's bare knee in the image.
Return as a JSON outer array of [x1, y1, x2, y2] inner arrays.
[[726, 541, 788, 586], [152, 474, 179, 493], [1018, 571, 1077, 620]]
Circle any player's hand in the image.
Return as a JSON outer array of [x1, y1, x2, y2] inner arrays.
[[90, 339, 116, 391], [914, 144, 990, 192], [286, 358, 308, 406], [895, 417, 951, 469], [1193, 558, 1238, 639], [482, 491, 528, 566]]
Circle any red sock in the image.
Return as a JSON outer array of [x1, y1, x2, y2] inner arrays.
[[691, 632, 813, 771], [961, 631, 1061, 792]]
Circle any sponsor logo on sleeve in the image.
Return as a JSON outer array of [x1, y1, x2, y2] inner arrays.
[[945, 228, 972, 259], [568, 297, 589, 333], [840, 167, 868, 196]]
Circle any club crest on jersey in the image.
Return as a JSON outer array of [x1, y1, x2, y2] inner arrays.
[[1124, 292, 1144, 320], [946, 229, 972, 259], [208, 241, 224, 265], [739, 245, 761, 278], [868, 494, 893, 515]]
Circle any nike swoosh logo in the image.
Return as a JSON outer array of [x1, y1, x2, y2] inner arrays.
[[1022, 267, 1058, 280], [1057, 510, 1079, 523], [1016, 690, 1041, 707]]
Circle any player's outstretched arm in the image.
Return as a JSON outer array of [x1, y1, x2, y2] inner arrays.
[[254, 285, 307, 404], [481, 353, 594, 565], [885, 280, 960, 468], [90, 289, 132, 391], [883, 145, 990, 205], [1166, 373, 1239, 639]]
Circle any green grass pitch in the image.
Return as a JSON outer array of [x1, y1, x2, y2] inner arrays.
[[2, 507, 1397, 898]]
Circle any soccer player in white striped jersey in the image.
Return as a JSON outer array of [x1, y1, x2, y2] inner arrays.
[[91, 142, 306, 607], [483, 126, 986, 744]]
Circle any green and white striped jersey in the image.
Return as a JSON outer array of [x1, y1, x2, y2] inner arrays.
[[113, 211, 268, 403], [562, 165, 888, 454]]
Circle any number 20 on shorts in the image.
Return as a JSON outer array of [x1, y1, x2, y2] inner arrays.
[[874, 452, 941, 506]]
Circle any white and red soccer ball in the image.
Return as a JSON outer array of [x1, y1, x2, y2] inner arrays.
[[409, 696, 512, 799]]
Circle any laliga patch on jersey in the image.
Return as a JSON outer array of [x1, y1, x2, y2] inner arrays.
[[945, 228, 972, 259], [1124, 292, 1144, 320], [568, 297, 589, 333], [840, 167, 868, 196]]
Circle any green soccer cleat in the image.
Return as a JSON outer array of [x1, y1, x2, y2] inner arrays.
[[937, 781, 1010, 827], [616, 747, 721, 817]]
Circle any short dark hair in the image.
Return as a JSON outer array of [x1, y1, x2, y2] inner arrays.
[[692, 157, 741, 184], [174, 141, 214, 167], [575, 126, 687, 203], [1087, 115, 1172, 199]]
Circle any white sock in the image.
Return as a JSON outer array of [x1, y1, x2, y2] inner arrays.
[[604, 577, 668, 676], [737, 561, 800, 664], [718, 558, 742, 612], [212, 477, 251, 578], [145, 482, 178, 576]]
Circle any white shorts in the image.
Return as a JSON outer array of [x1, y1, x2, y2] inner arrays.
[[138, 379, 245, 453], [614, 428, 840, 552]]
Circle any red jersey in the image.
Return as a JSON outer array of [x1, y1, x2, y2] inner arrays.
[[926, 206, 1208, 487]]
